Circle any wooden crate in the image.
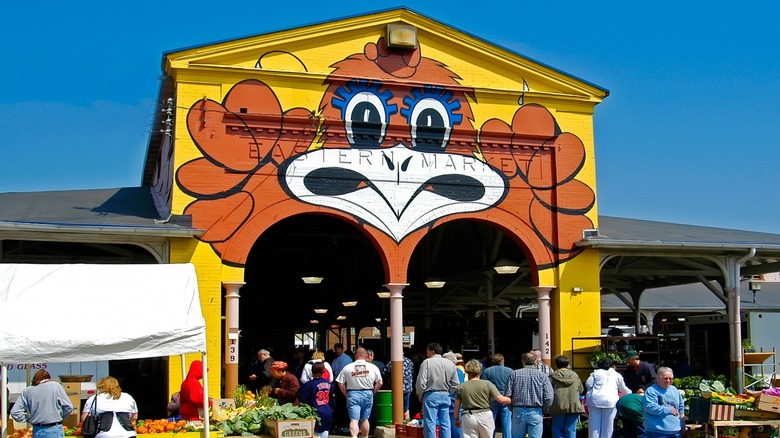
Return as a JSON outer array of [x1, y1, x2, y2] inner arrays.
[[758, 394, 780, 414], [264, 419, 315, 438], [736, 408, 780, 420]]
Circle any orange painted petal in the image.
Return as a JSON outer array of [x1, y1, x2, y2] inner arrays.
[[187, 99, 262, 172], [511, 104, 558, 138], [184, 192, 254, 243], [223, 80, 283, 118], [551, 133, 586, 183], [529, 196, 593, 257], [553, 179, 595, 214], [555, 213, 594, 247], [176, 158, 248, 197]]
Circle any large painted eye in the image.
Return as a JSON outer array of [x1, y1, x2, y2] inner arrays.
[[331, 79, 397, 148], [402, 86, 463, 151]]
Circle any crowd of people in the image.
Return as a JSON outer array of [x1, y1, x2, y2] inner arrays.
[[231, 344, 684, 438], [4, 344, 682, 438]]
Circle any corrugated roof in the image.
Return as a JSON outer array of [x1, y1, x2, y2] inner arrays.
[[597, 216, 780, 247], [602, 279, 780, 312], [0, 187, 199, 237]]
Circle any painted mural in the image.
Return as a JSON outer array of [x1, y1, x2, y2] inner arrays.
[[175, 37, 595, 268]]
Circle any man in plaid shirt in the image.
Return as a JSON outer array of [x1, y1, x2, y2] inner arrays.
[[505, 353, 553, 438]]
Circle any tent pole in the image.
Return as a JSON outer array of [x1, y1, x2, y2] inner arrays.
[[2, 363, 7, 438], [201, 352, 209, 438], [181, 354, 186, 380]]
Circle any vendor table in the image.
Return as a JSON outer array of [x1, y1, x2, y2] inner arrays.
[[707, 420, 780, 437]]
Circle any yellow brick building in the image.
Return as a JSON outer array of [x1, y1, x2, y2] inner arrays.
[[143, 7, 607, 416]]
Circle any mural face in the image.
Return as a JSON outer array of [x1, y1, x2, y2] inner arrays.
[[176, 37, 594, 267]]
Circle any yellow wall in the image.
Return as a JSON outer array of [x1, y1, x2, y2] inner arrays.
[[161, 9, 606, 396]]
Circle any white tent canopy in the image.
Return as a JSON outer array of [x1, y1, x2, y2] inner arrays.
[[0, 263, 209, 437]]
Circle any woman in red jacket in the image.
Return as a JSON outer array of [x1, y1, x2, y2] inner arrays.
[[270, 361, 300, 405], [179, 360, 212, 420]]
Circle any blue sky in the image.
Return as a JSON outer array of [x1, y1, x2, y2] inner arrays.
[[1, 2, 778, 233]]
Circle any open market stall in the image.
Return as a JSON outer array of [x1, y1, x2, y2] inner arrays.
[[0, 263, 210, 438]]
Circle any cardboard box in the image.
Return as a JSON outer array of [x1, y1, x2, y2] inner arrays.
[[709, 404, 736, 421], [758, 393, 780, 414], [212, 398, 236, 419], [735, 408, 780, 420], [264, 418, 315, 438]]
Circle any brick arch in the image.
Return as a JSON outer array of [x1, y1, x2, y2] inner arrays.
[[220, 198, 397, 276], [384, 212, 556, 287]]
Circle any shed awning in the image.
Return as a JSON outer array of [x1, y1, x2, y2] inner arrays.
[[0, 263, 206, 363]]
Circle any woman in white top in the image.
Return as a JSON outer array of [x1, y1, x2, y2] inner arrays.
[[81, 376, 138, 438], [585, 357, 631, 438], [300, 351, 334, 384]]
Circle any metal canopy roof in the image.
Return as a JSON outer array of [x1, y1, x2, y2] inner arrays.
[[2, 188, 780, 325], [585, 216, 780, 295]]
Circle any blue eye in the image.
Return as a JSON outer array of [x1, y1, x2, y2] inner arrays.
[[331, 79, 397, 148], [401, 85, 463, 151]]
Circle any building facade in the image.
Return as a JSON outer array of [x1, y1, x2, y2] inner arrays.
[[143, 8, 608, 413]]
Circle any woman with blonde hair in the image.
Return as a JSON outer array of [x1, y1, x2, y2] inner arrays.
[[81, 376, 138, 438], [454, 360, 511, 438], [300, 350, 334, 384]]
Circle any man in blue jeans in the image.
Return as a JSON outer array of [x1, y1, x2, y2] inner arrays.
[[415, 342, 461, 438], [506, 353, 553, 438], [481, 353, 513, 438]]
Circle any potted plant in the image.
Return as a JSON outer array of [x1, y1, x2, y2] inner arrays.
[[719, 426, 740, 438], [608, 352, 626, 364], [588, 349, 606, 368], [743, 339, 756, 353]]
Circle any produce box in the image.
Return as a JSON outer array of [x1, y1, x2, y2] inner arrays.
[[735, 408, 780, 420], [406, 425, 439, 438], [758, 393, 780, 414], [709, 404, 735, 421], [264, 419, 315, 438]]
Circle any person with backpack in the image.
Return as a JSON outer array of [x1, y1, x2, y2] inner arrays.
[[300, 350, 334, 384]]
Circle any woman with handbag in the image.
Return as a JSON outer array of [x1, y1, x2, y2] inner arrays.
[[81, 376, 138, 438]]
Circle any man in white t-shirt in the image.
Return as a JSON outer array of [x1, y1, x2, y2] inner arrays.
[[336, 347, 383, 438]]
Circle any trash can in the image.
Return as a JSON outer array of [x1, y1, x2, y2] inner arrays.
[[375, 390, 393, 426]]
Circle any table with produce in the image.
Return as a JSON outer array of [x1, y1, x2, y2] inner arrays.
[[8, 385, 320, 438], [674, 375, 780, 438]]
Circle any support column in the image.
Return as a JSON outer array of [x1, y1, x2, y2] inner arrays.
[[486, 272, 496, 357], [533, 286, 555, 365], [223, 281, 244, 398], [387, 283, 408, 425], [722, 249, 755, 391]]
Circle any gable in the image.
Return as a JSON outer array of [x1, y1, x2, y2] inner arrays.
[[163, 8, 607, 105]]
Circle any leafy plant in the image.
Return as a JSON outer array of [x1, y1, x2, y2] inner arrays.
[[587, 348, 625, 365], [588, 349, 606, 363], [214, 403, 321, 436], [719, 426, 740, 437], [262, 403, 320, 422]]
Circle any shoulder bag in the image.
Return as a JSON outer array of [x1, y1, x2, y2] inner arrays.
[[82, 395, 99, 438]]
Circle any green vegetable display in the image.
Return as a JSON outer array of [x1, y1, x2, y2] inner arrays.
[[215, 403, 320, 436]]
